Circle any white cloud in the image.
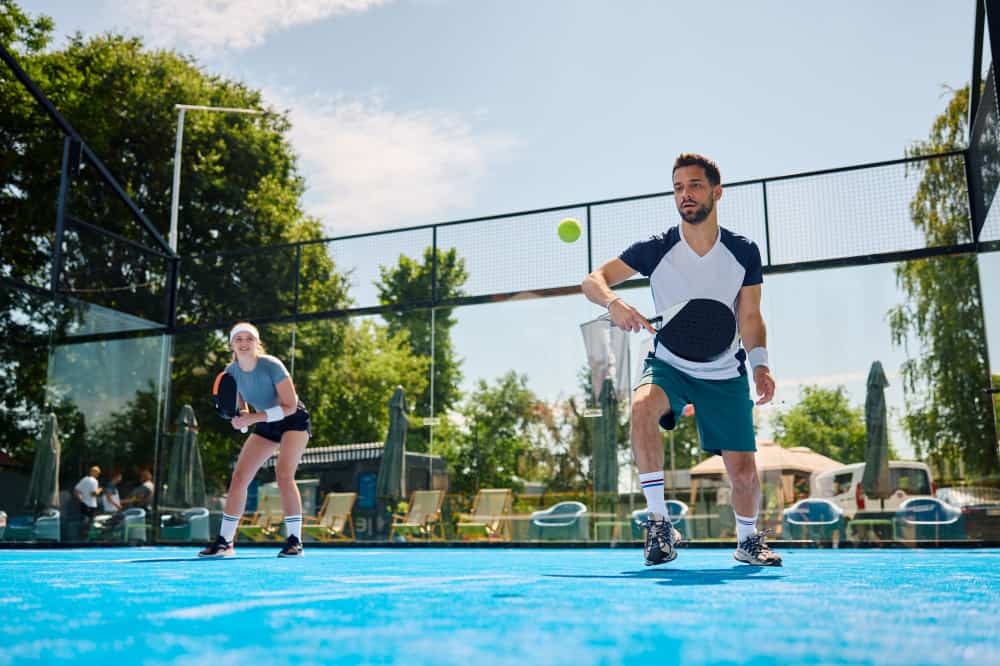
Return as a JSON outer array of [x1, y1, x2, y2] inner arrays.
[[270, 91, 518, 234], [119, 0, 389, 53]]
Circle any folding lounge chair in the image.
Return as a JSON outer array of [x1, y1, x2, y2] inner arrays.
[[390, 490, 445, 541], [456, 488, 512, 541], [303, 492, 356, 542]]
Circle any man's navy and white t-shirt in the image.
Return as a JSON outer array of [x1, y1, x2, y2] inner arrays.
[[620, 225, 763, 380]]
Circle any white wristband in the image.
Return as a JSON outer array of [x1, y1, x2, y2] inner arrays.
[[265, 406, 284, 423], [748, 347, 769, 371]]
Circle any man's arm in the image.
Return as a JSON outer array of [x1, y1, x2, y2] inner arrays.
[[582, 258, 655, 334], [736, 284, 774, 405]]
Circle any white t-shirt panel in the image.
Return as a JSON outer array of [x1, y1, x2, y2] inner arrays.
[[619, 225, 763, 380]]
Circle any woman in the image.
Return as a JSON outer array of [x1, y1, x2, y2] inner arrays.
[[199, 322, 311, 558]]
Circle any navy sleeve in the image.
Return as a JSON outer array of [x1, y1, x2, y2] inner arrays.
[[742, 242, 763, 286], [619, 236, 666, 277]]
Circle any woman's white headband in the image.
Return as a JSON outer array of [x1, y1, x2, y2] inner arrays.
[[229, 323, 260, 346]]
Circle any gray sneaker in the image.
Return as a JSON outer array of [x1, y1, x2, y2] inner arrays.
[[644, 513, 682, 566], [734, 529, 782, 566]]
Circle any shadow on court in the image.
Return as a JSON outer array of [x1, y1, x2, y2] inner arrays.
[[545, 566, 784, 586]]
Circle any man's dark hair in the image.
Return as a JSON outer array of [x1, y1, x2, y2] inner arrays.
[[672, 153, 721, 187]]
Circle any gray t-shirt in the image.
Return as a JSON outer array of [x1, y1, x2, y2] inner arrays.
[[225, 355, 290, 411]]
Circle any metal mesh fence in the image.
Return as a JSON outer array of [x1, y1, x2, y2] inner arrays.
[[436, 206, 590, 299], [59, 217, 171, 325], [321, 227, 434, 311], [765, 157, 966, 265]]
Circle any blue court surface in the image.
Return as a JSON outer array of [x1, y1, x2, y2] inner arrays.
[[2, 547, 998, 665]]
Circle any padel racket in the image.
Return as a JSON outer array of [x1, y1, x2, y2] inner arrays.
[[212, 371, 247, 433], [648, 298, 738, 363]]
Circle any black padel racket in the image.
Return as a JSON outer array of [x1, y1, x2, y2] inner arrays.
[[212, 371, 247, 433]]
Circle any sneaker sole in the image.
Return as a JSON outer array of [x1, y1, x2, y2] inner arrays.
[[197, 551, 235, 558], [733, 551, 782, 567], [277, 551, 303, 558], [644, 548, 678, 566]]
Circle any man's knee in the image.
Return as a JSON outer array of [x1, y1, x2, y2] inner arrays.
[[631, 390, 669, 426]]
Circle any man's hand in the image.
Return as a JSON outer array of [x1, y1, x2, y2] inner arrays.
[[608, 299, 656, 334], [753, 366, 775, 405]]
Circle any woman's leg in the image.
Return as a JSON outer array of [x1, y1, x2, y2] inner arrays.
[[223, 435, 281, 517], [275, 430, 310, 518]]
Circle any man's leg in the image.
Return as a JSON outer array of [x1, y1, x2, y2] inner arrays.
[[631, 384, 680, 565], [721, 450, 781, 566], [721, 451, 760, 544]]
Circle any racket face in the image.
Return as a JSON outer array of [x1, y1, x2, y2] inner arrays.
[[654, 298, 737, 362], [212, 372, 240, 419]]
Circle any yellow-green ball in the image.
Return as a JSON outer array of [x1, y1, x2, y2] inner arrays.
[[558, 217, 581, 243]]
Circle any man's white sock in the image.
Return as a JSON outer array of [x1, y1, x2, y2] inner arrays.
[[639, 471, 670, 521], [735, 512, 757, 545]]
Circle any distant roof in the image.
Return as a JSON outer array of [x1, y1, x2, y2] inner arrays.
[[263, 442, 383, 469], [689, 440, 843, 477]]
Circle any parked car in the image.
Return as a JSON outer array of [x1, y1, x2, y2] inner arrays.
[[937, 486, 1000, 540], [811, 461, 935, 518]]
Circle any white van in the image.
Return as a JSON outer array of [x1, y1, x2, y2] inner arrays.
[[811, 461, 935, 518]]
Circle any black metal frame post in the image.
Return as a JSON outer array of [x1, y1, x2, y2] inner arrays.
[[51, 137, 75, 293], [761, 181, 773, 266]]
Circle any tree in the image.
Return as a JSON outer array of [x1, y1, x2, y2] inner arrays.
[[436, 371, 542, 495], [305, 320, 429, 447], [888, 85, 999, 476], [771, 385, 866, 464], [376, 247, 467, 452], [0, 3, 353, 479]]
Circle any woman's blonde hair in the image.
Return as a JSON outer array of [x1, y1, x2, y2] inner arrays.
[[229, 321, 266, 360]]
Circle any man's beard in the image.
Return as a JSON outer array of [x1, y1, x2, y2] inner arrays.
[[679, 198, 713, 224]]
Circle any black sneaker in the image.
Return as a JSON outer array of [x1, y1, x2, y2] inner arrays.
[[277, 534, 303, 558], [734, 529, 783, 566], [198, 535, 235, 558], [644, 513, 681, 566]]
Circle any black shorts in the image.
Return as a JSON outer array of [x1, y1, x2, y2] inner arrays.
[[253, 403, 311, 444]]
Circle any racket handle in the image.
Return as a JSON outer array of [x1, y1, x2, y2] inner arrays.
[[241, 426, 248, 434]]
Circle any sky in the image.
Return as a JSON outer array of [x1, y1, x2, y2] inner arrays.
[[24, 1, 1000, 463]]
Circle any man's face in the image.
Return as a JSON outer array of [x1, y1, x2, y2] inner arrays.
[[673, 165, 719, 224]]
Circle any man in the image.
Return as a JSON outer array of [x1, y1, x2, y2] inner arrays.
[[582, 153, 781, 567], [99, 470, 123, 514], [122, 469, 154, 512], [73, 465, 102, 540]]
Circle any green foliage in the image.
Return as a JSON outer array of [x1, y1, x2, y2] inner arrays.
[[306, 320, 429, 447], [435, 371, 542, 495], [771, 385, 866, 464], [887, 85, 999, 476], [376, 247, 467, 451]]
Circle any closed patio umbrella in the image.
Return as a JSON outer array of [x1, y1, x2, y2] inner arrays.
[[593, 378, 619, 505], [861, 361, 892, 510], [25, 413, 60, 515], [162, 405, 206, 508], [376, 386, 408, 504]]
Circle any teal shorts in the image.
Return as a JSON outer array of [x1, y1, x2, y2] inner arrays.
[[636, 355, 756, 456]]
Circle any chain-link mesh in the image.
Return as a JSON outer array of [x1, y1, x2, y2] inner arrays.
[[766, 157, 966, 265], [322, 227, 434, 311], [59, 217, 171, 325], [436, 207, 589, 298]]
